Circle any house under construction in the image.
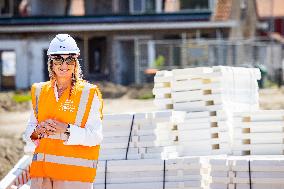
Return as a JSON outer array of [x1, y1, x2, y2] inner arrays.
[[0, 0, 258, 89]]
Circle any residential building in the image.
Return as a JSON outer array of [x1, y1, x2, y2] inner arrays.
[[0, 0, 256, 89]]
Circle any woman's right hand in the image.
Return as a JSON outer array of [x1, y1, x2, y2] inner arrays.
[[30, 121, 56, 140], [37, 121, 56, 136]]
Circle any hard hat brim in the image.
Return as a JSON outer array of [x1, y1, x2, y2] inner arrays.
[[47, 51, 80, 55]]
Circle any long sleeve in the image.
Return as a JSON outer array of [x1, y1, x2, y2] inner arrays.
[[64, 93, 103, 146], [23, 112, 38, 152], [24, 112, 37, 142]]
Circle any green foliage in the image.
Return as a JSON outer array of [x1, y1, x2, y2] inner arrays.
[[137, 93, 154, 100], [263, 79, 278, 88], [12, 94, 31, 103], [154, 55, 165, 68]]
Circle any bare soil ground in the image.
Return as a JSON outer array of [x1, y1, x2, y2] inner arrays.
[[0, 87, 283, 180], [259, 88, 284, 109]]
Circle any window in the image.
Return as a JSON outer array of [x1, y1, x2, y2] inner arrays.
[[1, 51, 16, 77], [180, 0, 209, 11], [130, 0, 155, 14], [163, 0, 212, 13], [0, 0, 14, 17], [133, 0, 143, 12], [0, 51, 16, 89]]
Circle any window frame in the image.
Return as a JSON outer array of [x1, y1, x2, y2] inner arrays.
[[0, 0, 14, 17], [130, 0, 156, 14]]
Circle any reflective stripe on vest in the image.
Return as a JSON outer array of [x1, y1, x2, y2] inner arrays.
[[74, 83, 92, 127], [33, 153, 98, 169], [34, 82, 45, 119]]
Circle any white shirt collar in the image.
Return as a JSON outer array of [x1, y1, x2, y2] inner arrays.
[[54, 81, 59, 102]]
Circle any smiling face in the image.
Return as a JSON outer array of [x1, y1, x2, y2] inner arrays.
[[51, 55, 77, 81]]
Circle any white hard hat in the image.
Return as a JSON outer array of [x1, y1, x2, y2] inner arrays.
[[47, 34, 80, 55]]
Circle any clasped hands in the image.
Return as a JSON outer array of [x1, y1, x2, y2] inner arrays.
[[34, 119, 68, 139]]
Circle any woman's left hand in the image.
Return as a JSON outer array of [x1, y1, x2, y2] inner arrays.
[[45, 119, 68, 133]]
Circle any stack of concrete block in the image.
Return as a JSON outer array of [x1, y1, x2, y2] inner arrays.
[[153, 66, 261, 156], [13, 155, 284, 189], [100, 113, 138, 160], [100, 111, 185, 161], [232, 156, 284, 189], [171, 66, 260, 112], [210, 156, 284, 189], [177, 110, 233, 156], [209, 156, 233, 189], [153, 70, 173, 110], [94, 157, 210, 189], [130, 111, 185, 160], [233, 110, 284, 155], [93, 160, 105, 188], [153, 66, 261, 112]]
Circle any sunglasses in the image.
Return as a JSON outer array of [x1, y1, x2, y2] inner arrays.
[[50, 56, 77, 66]]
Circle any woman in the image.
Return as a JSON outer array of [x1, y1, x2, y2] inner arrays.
[[24, 34, 103, 189]]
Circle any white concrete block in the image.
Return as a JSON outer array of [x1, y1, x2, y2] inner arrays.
[[171, 79, 221, 92]]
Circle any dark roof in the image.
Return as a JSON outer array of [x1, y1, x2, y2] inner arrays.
[[0, 12, 211, 26]]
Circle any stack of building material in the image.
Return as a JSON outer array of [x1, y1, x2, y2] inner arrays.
[[100, 111, 185, 161], [177, 110, 233, 156], [153, 70, 173, 110], [171, 66, 260, 112], [233, 110, 284, 155], [232, 156, 284, 189], [93, 160, 105, 189], [153, 66, 261, 156], [165, 157, 211, 189], [130, 111, 184, 160], [99, 113, 137, 160], [209, 156, 232, 189], [153, 66, 261, 112], [209, 156, 284, 189], [94, 157, 210, 189]]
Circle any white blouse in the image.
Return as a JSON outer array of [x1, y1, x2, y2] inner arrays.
[[24, 83, 103, 147]]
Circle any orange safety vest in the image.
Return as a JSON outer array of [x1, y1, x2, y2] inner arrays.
[[29, 80, 103, 183]]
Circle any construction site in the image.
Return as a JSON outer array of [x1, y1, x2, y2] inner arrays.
[[1, 0, 284, 189]]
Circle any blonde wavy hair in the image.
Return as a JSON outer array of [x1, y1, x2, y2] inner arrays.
[[47, 57, 83, 97]]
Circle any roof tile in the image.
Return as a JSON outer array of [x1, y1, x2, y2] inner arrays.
[[256, 0, 284, 18], [212, 0, 233, 21]]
